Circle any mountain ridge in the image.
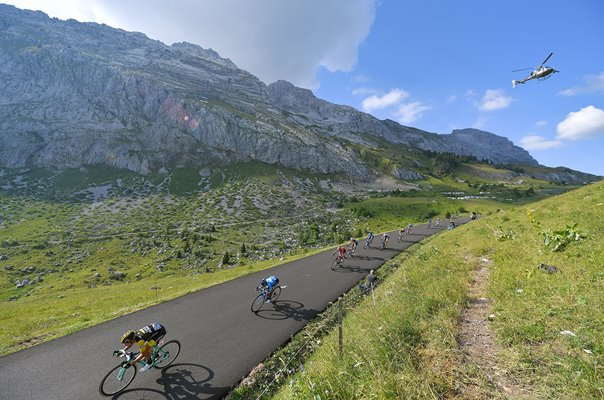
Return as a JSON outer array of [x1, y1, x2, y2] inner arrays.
[[1, 4, 598, 184]]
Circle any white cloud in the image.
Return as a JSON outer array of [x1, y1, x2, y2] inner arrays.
[[559, 71, 604, 96], [352, 87, 380, 96], [556, 106, 604, 141], [520, 135, 562, 150], [361, 89, 409, 112], [4, 0, 376, 89], [479, 89, 512, 111], [394, 101, 430, 124], [535, 120, 548, 127], [4, 0, 111, 22]]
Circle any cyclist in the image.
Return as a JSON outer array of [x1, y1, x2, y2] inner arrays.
[[365, 231, 374, 247], [470, 211, 477, 220], [349, 237, 359, 255], [259, 275, 279, 303], [435, 218, 441, 227], [380, 233, 389, 248], [427, 218, 432, 228], [121, 322, 167, 372], [333, 245, 347, 262], [406, 223, 413, 234], [398, 227, 405, 241]]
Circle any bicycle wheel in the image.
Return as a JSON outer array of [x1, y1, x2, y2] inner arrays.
[[270, 286, 282, 302], [153, 340, 181, 369], [331, 258, 341, 270], [251, 293, 265, 312], [99, 363, 136, 396]]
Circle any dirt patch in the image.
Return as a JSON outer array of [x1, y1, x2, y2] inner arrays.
[[457, 258, 530, 399]]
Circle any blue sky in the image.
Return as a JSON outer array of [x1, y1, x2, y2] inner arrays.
[[4, 0, 604, 176]]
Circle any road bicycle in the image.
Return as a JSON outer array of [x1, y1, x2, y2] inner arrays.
[[397, 231, 404, 242], [363, 237, 373, 249], [99, 339, 181, 396], [251, 284, 282, 312], [348, 244, 357, 257], [331, 254, 345, 271], [380, 239, 388, 250]]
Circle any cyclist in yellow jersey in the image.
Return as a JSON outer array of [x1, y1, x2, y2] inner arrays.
[[120, 322, 166, 372]]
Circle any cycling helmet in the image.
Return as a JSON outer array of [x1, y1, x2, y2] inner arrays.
[[121, 330, 136, 344]]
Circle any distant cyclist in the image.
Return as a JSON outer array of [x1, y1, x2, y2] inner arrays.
[[333, 245, 347, 262], [406, 223, 413, 234], [259, 275, 279, 303], [398, 227, 405, 241], [435, 218, 441, 227], [349, 237, 359, 255], [120, 322, 167, 372], [427, 218, 432, 228], [365, 231, 374, 247], [380, 233, 389, 249]]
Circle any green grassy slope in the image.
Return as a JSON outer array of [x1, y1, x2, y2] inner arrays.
[[271, 181, 603, 399], [0, 162, 592, 362]]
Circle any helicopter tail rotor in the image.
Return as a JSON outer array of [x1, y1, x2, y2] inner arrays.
[[512, 80, 526, 88]]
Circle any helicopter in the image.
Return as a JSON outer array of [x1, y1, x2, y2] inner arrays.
[[512, 52, 558, 88]]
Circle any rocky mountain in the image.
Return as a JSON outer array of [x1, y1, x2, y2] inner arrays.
[[0, 4, 582, 183]]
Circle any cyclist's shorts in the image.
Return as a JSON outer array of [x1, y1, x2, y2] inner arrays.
[[137, 324, 166, 351]]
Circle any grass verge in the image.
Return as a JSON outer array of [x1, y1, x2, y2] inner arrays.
[[249, 181, 604, 399]]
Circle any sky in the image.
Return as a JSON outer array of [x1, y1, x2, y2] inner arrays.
[[3, 0, 604, 176]]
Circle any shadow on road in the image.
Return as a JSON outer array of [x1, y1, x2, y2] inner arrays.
[[113, 363, 228, 400], [332, 265, 372, 274], [349, 255, 385, 262], [374, 247, 398, 253], [254, 300, 319, 322]]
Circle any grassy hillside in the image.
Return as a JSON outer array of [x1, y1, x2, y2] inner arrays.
[[269, 181, 603, 399], [0, 162, 589, 359]]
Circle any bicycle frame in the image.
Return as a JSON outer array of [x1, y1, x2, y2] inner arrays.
[[100, 339, 181, 396], [256, 286, 270, 299]]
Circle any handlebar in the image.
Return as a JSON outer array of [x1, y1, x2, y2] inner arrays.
[[113, 349, 136, 362]]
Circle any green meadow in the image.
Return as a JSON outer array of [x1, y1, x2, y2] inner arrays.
[[265, 181, 603, 399], [1, 163, 600, 399]]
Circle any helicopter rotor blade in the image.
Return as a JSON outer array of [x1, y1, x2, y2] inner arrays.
[[541, 52, 553, 66], [512, 67, 533, 72]]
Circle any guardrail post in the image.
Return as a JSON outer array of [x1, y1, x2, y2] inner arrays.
[[338, 297, 343, 359]]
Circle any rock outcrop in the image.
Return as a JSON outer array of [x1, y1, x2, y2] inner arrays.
[[0, 4, 554, 182]]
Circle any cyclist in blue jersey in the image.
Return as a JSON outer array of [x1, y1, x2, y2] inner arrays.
[[365, 231, 374, 247], [260, 275, 279, 303]]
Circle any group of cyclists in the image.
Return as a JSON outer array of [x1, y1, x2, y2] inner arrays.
[[332, 230, 394, 263], [119, 276, 282, 373], [120, 213, 477, 373]]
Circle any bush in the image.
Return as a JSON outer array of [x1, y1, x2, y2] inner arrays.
[[542, 223, 584, 252]]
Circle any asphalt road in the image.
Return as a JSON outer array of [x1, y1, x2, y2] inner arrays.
[[0, 219, 466, 400]]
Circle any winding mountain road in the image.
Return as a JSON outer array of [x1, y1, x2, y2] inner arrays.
[[0, 219, 467, 400]]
